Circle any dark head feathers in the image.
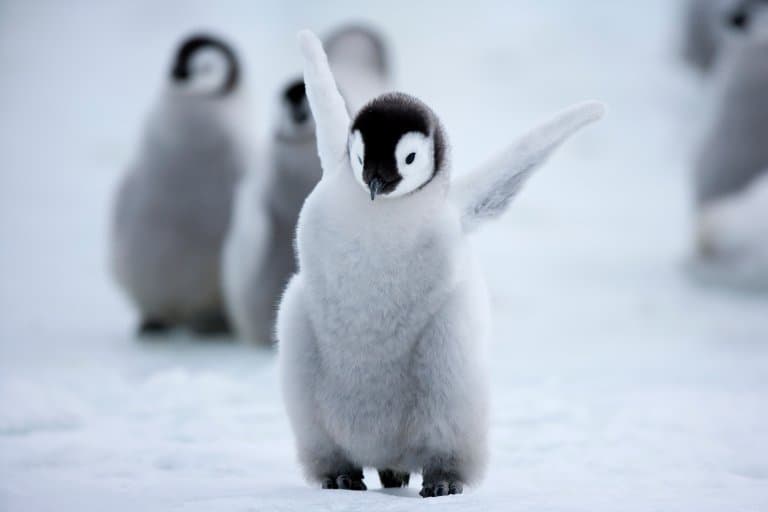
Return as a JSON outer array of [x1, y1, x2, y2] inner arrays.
[[284, 79, 306, 106], [352, 92, 446, 175], [282, 78, 310, 124], [171, 33, 240, 95]]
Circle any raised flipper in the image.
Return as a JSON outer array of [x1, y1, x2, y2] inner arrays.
[[451, 101, 605, 233], [297, 30, 351, 175]]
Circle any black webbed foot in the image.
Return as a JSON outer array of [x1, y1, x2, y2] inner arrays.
[[378, 469, 410, 488], [138, 318, 172, 336], [420, 468, 463, 498], [321, 468, 366, 491], [188, 312, 231, 336]]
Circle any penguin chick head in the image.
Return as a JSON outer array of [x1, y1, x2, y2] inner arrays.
[[324, 24, 390, 78], [721, 0, 768, 39], [170, 34, 240, 96], [349, 92, 446, 201], [276, 77, 315, 140]]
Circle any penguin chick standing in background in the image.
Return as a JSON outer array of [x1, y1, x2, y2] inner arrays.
[[692, 0, 768, 288], [223, 25, 391, 345], [278, 31, 604, 497], [111, 34, 249, 335]]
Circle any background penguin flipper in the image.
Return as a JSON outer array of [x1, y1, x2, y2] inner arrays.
[[297, 29, 351, 174], [452, 101, 605, 233]]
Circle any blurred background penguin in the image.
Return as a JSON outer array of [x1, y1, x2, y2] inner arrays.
[[111, 33, 251, 336]]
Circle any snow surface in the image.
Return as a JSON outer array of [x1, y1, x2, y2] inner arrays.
[[1, 1, 767, 511]]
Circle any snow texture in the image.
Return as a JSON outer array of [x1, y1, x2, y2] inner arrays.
[[1, 1, 767, 511]]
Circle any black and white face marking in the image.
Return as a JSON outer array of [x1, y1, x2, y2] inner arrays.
[[276, 77, 315, 140], [171, 34, 240, 96], [349, 93, 445, 200]]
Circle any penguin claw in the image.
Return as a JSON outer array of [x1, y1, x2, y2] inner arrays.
[[320, 471, 366, 491], [420, 479, 463, 498]]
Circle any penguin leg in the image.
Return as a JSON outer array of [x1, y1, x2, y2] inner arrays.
[[277, 276, 365, 490], [188, 311, 231, 336], [138, 317, 172, 336], [408, 285, 488, 498], [378, 469, 410, 488]]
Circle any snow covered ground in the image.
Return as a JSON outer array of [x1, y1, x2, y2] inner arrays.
[[1, 1, 767, 510]]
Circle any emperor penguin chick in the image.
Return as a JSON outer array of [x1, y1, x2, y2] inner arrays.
[[223, 26, 391, 345], [277, 31, 604, 497], [111, 34, 249, 335], [692, 0, 768, 287]]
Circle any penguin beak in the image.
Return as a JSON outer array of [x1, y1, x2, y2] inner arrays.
[[368, 177, 384, 201]]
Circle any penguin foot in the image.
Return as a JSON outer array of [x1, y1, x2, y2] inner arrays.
[[378, 469, 410, 488], [420, 470, 463, 498], [188, 313, 231, 336], [321, 468, 366, 491], [138, 318, 172, 336]]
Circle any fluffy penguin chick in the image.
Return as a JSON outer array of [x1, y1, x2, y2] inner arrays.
[[277, 30, 604, 497], [111, 34, 248, 335], [223, 26, 391, 345], [692, 1, 768, 286]]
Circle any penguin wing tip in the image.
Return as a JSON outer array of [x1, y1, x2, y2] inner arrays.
[[581, 100, 607, 121], [297, 30, 323, 57]]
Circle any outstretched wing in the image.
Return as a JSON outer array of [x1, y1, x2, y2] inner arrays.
[[297, 30, 351, 176], [451, 101, 605, 233]]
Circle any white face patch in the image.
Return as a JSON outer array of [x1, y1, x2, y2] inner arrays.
[[180, 47, 229, 95], [349, 129, 366, 191], [388, 131, 434, 198], [348, 129, 435, 199]]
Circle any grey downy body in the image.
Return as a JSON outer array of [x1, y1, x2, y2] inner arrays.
[[691, 2, 768, 285], [278, 30, 604, 497], [112, 34, 249, 334]]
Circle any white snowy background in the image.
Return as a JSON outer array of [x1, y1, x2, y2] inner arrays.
[[1, 1, 767, 511]]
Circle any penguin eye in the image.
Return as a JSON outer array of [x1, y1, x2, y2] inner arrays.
[[729, 10, 749, 30], [405, 152, 416, 165]]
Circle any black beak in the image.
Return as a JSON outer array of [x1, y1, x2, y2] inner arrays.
[[368, 177, 384, 201]]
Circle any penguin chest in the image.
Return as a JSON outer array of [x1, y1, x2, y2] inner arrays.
[[316, 356, 414, 465], [300, 204, 455, 358]]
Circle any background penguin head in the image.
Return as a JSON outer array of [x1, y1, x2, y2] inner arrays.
[[349, 92, 446, 201], [170, 33, 240, 96], [324, 24, 390, 79], [719, 0, 768, 40], [275, 77, 315, 141]]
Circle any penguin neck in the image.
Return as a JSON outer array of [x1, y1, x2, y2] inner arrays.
[[330, 164, 451, 239], [148, 88, 247, 147]]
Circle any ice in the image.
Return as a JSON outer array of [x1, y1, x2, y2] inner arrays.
[[1, 1, 767, 511]]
